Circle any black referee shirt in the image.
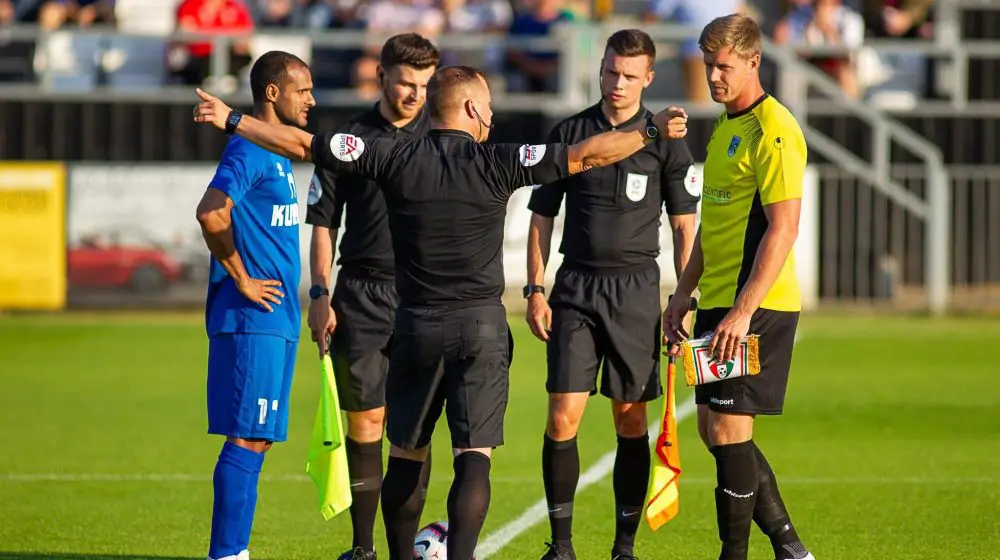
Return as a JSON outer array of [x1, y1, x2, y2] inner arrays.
[[311, 129, 571, 307], [528, 103, 701, 270], [304, 104, 430, 279]]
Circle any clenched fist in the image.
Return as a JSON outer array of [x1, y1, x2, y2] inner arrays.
[[653, 105, 689, 139]]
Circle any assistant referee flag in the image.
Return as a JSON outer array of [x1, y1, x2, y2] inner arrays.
[[646, 357, 682, 530], [305, 352, 352, 520]]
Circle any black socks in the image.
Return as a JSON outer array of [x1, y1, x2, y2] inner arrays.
[[711, 440, 759, 560], [612, 433, 650, 556], [753, 442, 808, 560], [446, 451, 492, 560], [381, 456, 425, 560], [346, 438, 383, 552], [542, 434, 580, 551]]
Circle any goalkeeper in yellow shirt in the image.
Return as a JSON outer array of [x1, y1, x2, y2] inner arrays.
[[664, 13, 815, 560]]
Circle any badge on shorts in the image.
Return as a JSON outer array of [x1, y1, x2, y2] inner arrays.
[[727, 135, 742, 157], [625, 173, 648, 202]]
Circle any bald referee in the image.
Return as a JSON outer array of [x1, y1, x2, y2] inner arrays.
[[193, 66, 689, 560], [664, 14, 815, 560]]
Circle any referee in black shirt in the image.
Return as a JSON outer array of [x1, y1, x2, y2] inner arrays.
[[193, 65, 689, 560], [304, 34, 439, 560], [525, 29, 700, 560]]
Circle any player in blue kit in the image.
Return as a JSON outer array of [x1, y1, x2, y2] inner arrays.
[[195, 50, 315, 560]]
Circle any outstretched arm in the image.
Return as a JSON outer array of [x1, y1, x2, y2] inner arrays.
[[192, 88, 315, 161], [566, 106, 688, 174]]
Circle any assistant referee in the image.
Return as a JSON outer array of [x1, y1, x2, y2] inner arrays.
[[305, 33, 439, 560], [663, 14, 814, 560], [194, 66, 688, 560], [526, 29, 699, 560]]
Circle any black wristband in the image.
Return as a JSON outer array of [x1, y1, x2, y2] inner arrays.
[[225, 110, 243, 135]]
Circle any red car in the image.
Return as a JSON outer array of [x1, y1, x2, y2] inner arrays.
[[68, 229, 184, 294]]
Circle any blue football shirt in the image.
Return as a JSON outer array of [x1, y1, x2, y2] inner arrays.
[[205, 136, 301, 341]]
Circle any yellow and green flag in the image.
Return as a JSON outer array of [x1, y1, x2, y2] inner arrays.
[[305, 353, 352, 520]]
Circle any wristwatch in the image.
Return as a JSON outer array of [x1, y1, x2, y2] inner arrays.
[[643, 117, 659, 140], [225, 110, 243, 135], [308, 285, 330, 300], [523, 284, 545, 298]]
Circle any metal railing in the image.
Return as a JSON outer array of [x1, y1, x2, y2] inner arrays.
[[1, 1, 999, 114], [0, 20, 970, 313], [620, 23, 952, 315]]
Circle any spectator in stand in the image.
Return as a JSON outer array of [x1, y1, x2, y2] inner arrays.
[[169, 0, 254, 88], [0, 0, 13, 23], [353, 0, 446, 99], [774, 0, 865, 98], [860, 0, 934, 103], [505, 0, 576, 94], [254, 0, 361, 28], [34, 0, 116, 29], [862, 0, 934, 39], [644, 0, 745, 104], [440, 0, 512, 75]]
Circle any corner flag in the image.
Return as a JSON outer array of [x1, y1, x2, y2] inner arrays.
[[305, 352, 352, 520], [645, 356, 682, 531]]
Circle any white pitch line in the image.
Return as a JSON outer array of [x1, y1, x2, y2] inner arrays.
[[474, 396, 698, 559], [476, 331, 808, 558]]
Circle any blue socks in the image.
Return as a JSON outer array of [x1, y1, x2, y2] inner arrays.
[[210, 441, 265, 559]]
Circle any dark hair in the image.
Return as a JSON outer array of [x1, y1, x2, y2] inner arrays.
[[605, 29, 656, 64], [426, 65, 487, 121], [380, 33, 441, 71], [249, 50, 308, 104]]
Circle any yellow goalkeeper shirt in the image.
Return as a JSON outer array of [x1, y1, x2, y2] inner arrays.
[[699, 94, 807, 312]]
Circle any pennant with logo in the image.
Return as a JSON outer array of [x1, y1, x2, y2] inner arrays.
[[680, 333, 760, 386], [645, 357, 682, 531]]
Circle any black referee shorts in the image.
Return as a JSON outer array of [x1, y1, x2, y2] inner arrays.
[[330, 274, 399, 412], [385, 303, 513, 450], [693, 307, 799, 415], [546, 264, 662, 403]]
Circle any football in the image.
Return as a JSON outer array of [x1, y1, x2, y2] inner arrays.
[[413, 521, 449, 559]]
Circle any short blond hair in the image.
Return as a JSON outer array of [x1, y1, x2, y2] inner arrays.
[[699, 14, 762, 60]]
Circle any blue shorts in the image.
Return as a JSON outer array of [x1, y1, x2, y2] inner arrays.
[[207, 333, 298, 442]]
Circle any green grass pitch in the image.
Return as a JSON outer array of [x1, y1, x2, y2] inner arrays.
[[1, 312, 998, 560]]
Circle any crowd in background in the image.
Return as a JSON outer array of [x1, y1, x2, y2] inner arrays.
[[0, 0, 938, 102]]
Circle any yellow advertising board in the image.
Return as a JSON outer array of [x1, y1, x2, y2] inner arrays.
[[0, 162, 66, 310]]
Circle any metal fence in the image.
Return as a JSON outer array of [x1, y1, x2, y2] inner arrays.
[[814, 164, 1000, 312]]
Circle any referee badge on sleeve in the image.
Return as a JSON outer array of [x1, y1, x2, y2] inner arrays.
[[625, 173, 648, 202], [329, 133, 365, 162], [518, 144, 546, 167], [683, 165, 702, 198]]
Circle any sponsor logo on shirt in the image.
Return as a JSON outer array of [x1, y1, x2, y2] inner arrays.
[[330, 133, 365, 162], [703, 185, 732, 203], [518, 144, 546, 167], [270, 203, 300, 227]]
